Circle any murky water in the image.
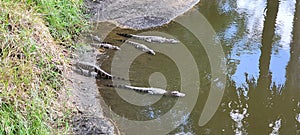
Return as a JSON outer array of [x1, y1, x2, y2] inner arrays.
[[89, 0, 300, 134]]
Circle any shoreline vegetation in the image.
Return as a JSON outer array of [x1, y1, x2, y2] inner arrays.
[[0, 0, 88, 134]]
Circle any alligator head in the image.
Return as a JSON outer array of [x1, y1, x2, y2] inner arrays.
[[147, 50, 156, 55], [169, 91, 185, 97]]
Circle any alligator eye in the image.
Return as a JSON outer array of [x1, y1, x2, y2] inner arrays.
[[171, 91, 179, 95]]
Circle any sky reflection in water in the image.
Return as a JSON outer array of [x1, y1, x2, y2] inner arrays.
[[226, 0, 296, 90]]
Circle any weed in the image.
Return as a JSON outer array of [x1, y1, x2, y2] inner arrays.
[[0, 0, 88, 134], [26, 0, 89, 46]]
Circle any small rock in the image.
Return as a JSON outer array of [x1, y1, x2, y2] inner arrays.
[[72, 115, 115, 135]]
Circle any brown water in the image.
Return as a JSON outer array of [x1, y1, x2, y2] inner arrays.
[[89, 0, 300, 134]]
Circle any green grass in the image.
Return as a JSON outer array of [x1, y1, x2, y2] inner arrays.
[[0, 99, 49, 134], [26, 0, 89, 46], [0, 0, 88, 134], [35, 0, 87, 44]]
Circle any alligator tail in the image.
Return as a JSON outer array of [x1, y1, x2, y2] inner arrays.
[[90, 43, 120, 50], [94, 66, 131, 81], [116, 39, 126, 43], [117, 33, 133, 38], [111, 76, 126, 81], [106, 84, 127, 89], [96, 71, 113, 79], [96, 70, 130, 81], [106, 84, 116, 87]]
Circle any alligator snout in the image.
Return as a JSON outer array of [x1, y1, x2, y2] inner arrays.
[[171, 91, 186, 97]]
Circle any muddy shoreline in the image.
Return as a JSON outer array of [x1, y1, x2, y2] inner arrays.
[[66, 45, 118, 134]]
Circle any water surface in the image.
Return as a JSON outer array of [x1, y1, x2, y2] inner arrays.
[[90, 0, 300, 134]]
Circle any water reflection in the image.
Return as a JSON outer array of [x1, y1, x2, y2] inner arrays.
[[219, 0, 296, 88], [236, 0, 265, 40], [270, 0, 295, 86], [200, 0, 299, 134]]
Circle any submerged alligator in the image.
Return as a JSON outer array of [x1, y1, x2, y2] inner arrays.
[[90, 43, 121, 50], [108, 84, 185, 97], [72, 61, 126, 80], [89, 34, 120, 50], [118, 40, 155, 55], [117, 33, 179, 44]]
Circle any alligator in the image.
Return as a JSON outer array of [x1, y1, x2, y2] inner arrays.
[[89, 34, 102, 42], [117, 33, 179, 44], [90, 43, 121, 50], [117, 40, 155, 55], [72, 61, 126, 80], [107, 84, 185, 97], [72, 66, 98, 78]]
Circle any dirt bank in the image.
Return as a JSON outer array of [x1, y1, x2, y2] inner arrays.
[[66, 45, 120, 134]]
